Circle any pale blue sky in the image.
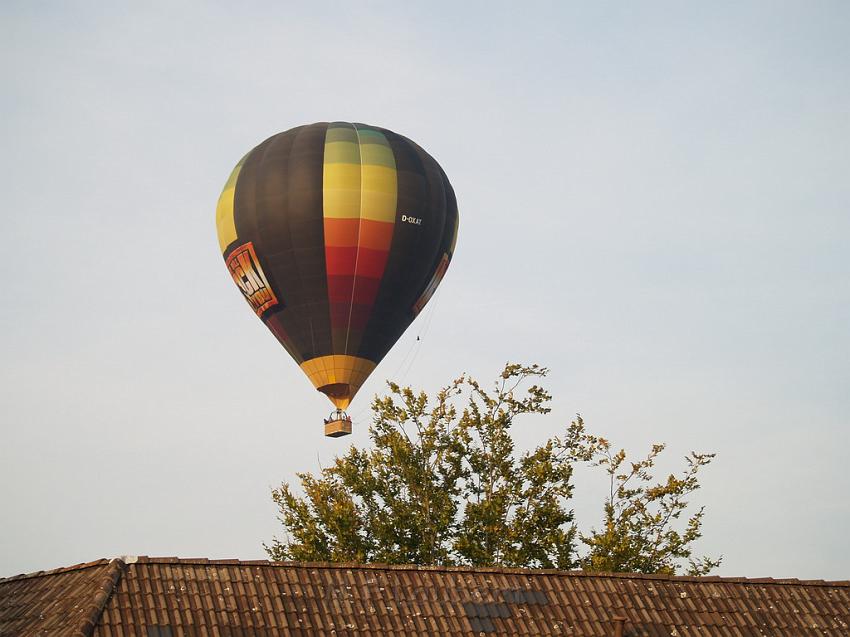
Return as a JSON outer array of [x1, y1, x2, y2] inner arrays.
[[2, 1, 848, 579]]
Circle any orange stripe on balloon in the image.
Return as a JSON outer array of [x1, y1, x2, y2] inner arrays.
[[322, 123, 398, 358], [324, 218, 394, 251], [323, 218, 360, 247]]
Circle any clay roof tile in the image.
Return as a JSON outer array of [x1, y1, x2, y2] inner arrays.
[[3, 557, 849, 636]]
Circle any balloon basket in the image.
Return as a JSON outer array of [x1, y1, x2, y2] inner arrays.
[[324, 410, 352, 438]]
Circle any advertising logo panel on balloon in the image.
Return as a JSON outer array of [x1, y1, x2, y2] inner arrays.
[[226, 242, 279, 316]]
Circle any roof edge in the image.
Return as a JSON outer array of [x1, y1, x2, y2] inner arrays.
[[3, 555, 846, 588], [127, 556, 849, 588], [71, 558, 125, 637], [0, 558, 111, 583]]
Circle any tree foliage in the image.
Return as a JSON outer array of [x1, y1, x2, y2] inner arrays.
[[266, 364, 720, 574], [568, 421, 720, 575]]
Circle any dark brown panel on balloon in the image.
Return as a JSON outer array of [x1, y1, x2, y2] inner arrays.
[[355, 129, 451, 363], [284, 123, 333, 360], [231, 124, 333, 362]]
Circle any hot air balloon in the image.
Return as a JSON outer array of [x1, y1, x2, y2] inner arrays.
[[216, 122, 458, 437]]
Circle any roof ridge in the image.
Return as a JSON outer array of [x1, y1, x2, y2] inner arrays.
[[128, 556, 850, 587], [71, 558, 125, 637], [0, 558, 111, 583]]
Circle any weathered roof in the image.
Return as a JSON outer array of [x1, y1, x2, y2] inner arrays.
[[0, 558, 122, 637], [1, 556, 848, 636]]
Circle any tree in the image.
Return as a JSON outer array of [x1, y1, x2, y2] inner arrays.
[[567, 418, 721, 575], [266, 364, 721, 574]]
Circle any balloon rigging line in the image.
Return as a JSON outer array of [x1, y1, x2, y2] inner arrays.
[[349, 284, 445, 424], [343, 123, 365, 357], [398, 283, 444, 384], [349, 337, 419, 424]]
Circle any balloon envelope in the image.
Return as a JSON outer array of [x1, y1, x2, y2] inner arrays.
[[216, 122, 458, 410]]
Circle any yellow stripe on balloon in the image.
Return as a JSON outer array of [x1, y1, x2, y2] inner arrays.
[[323, 163, 362, 219], [360, 164, 397, 223], [216, 154, 247, 253], [299, 355, 377, 409]]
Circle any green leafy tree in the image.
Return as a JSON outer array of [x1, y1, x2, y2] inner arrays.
[[266, 364, 720, 574], [566, 418, 721, 575]]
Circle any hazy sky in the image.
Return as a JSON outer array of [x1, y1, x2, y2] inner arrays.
[[2, 1, 848, 580]]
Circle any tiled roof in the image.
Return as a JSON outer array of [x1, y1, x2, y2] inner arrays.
[[1, 557, 849, 636], [0, 558, 122, 637]]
